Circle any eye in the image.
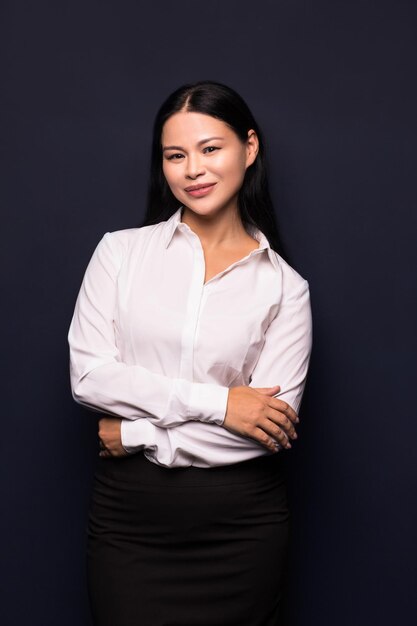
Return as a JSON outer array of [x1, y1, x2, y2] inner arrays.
[[166, 153, 184, 161], [202, 146, 219, 154]]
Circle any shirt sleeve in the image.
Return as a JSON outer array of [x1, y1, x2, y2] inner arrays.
[[68, 232, 229, 428], [248, 274, 313, 413], [118, 418, 177, 465]]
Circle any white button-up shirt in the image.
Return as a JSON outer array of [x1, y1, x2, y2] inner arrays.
[[68, 207, 312, 468]]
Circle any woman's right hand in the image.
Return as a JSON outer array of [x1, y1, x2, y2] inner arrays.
[[223, 385, 299, 452]]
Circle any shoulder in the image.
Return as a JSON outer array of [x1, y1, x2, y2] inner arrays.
[[97, 221, 166, 259], [270, 251, 310, 302], [88, 222, 166, 277]]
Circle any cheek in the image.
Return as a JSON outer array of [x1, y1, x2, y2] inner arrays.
[[162, 162, 170, 183], [215, 148, 246, 173], [217, 155, 247, 186], [162, 164, 178, 191], [162, 165, 185, 203]]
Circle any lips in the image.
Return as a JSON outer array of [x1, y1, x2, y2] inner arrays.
[[184, 183, 216, 192], [184, 182, 217, 198]]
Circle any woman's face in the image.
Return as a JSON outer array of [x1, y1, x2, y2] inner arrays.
[[161, 111, 258, 219]]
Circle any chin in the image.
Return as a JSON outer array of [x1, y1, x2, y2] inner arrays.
[[183, 198, 236, 216], [184, 206, 225, 219]]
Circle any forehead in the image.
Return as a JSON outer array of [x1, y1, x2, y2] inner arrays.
[[161, 111, 233, 144]]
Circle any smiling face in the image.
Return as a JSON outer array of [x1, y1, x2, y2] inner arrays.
[[161, 111, 258, 220]]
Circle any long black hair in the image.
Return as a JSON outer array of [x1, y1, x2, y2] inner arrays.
[[140, 80, 286, 257]]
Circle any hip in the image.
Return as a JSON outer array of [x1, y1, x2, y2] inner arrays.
[[89, 451, 289, 535]]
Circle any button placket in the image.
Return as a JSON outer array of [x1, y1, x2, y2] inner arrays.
[[193, 285, 210, 351], [178, 231, 205, 380]]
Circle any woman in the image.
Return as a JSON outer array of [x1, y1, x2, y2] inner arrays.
[[68, 81, 312, 626]]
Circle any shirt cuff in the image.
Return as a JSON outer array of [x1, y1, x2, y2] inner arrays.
[[187, 383, 229, 426], [120, 418, 157, 454]]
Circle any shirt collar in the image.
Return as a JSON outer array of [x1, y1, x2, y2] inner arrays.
[[163, 206, 280, 271]]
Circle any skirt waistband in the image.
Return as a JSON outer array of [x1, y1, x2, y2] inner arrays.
[[94, 451, 286, 488]]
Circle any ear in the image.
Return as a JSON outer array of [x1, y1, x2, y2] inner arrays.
[[245, 129, 259, 168]]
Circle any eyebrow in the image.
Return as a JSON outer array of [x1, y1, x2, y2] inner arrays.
[[162, 136, 225, 152]]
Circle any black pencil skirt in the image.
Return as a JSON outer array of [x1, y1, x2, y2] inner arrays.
[[87, 451, 290, 626]]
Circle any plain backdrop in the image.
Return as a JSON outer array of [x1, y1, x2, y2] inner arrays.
[[1, 1, 416, 625]]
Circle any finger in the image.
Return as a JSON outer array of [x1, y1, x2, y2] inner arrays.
[[259, 418, 292, 449], [107, 447, 122, 458], [99, 449, 111, 458], [100, 444, 126, 458], [265, 407, 297, 439], [254, 385, 281, 396], [265, 409, 298, 439], [253, 427, 282, 452], [269, 398, 299, 423]]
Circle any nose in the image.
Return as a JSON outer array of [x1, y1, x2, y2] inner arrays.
[[185, 153, 205, 180]]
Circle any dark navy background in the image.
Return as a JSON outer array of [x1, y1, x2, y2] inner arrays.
[[2, 1, 416, 624]]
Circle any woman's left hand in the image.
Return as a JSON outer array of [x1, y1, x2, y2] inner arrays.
[[98, 417, 128, 458]]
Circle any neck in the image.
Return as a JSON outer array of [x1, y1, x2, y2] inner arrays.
[[180, 205, 249, 250]]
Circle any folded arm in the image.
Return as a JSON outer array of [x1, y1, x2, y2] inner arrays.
[[121, 270, 313, 455], [248, 275, 313, 412]]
